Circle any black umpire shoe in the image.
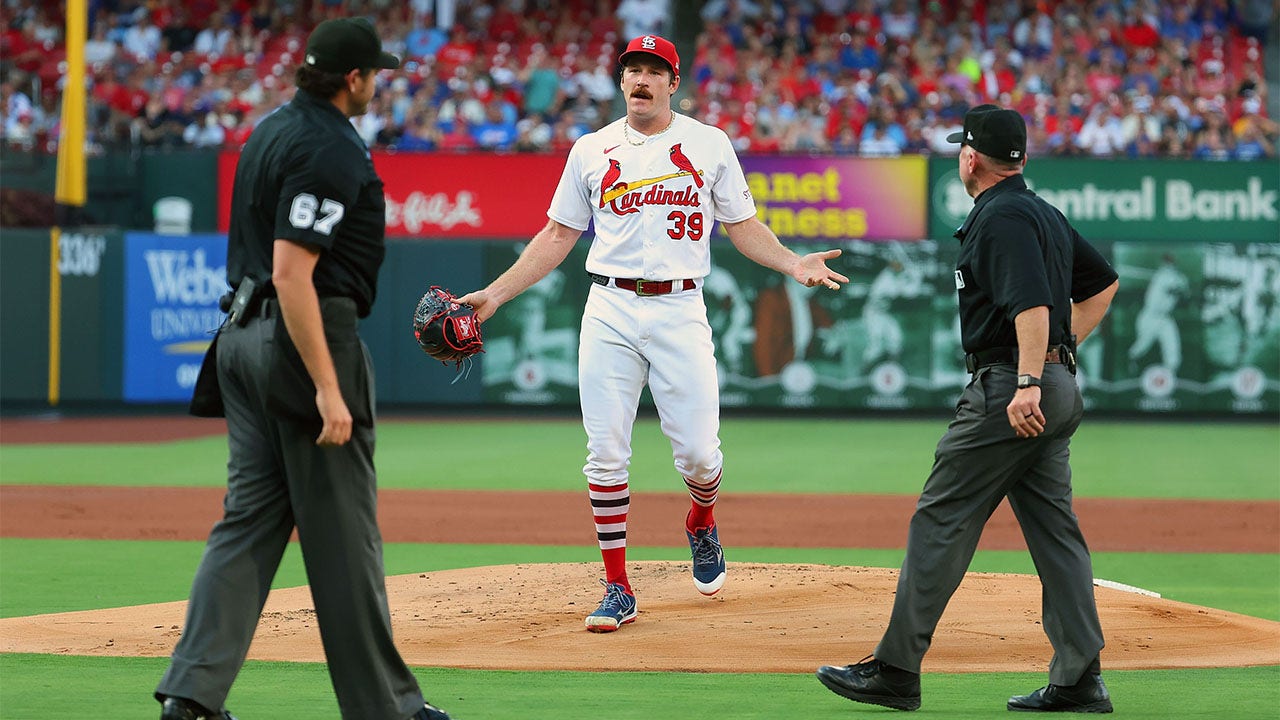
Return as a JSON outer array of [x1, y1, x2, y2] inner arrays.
[[413, 701, 452, 720], [1008, 673, 1113, 713], [816, 656, 922, 711], [159, 696, 238, 720]]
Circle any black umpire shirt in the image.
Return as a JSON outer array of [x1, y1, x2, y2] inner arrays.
[[226, 89, 387, 317], [952, 174, 1117, 354]]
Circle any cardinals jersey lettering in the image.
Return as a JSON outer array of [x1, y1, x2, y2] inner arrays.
[[547, 113, 756, 281]]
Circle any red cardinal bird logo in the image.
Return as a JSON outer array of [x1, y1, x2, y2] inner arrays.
[[669, 143, 704, 188], [600, 158, 623, 208]]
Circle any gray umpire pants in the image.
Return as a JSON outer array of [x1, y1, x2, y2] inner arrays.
[[156, 300, 426, 720], [874, 362, 1105, 686]]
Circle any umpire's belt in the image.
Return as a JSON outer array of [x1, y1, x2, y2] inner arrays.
[[588, 272, 697, 296], [232, 296, 347, 322], [965, 345, 1073, 374]]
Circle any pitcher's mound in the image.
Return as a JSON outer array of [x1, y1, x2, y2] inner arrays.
[[3, 562, 1277, 673]]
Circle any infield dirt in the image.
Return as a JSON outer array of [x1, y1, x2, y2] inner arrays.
[[2, 415, 1278, 673]]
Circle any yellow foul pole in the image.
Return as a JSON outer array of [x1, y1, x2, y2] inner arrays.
[[55, 0, 86, 209], [50, 0, 88, 405], [48, 227, 62, 405]]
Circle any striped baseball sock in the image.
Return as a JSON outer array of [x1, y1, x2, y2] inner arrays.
[[684, 471, 721, 532], [589, 481, 630, 592]]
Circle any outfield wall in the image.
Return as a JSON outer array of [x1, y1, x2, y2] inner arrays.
[[1, 154, 1276, 414], [2, 230, 1276, 415]]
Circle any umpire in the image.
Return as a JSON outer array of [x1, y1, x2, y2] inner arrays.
[[155, 18, 451, 720], [816, 104, 1120, 713]]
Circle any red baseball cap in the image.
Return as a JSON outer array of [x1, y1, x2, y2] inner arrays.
[[619, 34, 679, 76]]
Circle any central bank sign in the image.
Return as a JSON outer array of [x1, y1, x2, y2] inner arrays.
[[929, 159, 1279, 242]]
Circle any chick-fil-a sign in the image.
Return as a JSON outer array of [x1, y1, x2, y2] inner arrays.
[[218, 151, 566, 238]]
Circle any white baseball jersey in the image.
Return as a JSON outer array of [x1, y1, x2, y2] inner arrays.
[[547, 113, 756, 280]]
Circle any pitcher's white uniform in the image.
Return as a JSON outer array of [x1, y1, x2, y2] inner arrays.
[[457, 34, 847, 630], [546, 112, 755, 496]]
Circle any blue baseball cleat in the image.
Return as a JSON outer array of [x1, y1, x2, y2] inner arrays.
[[687, 523, 726, 595], [585, 579, 637, 632]]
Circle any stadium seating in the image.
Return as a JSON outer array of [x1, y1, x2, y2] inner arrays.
[[0, 0, 1273, 159]]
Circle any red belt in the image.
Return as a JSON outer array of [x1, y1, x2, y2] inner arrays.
[[589, 273, 697, 296]]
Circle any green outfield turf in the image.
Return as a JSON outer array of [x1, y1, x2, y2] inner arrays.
[[1, 654, 1277, 720], [1, 418, 1278, 498], [1, 417, 1277, 719]]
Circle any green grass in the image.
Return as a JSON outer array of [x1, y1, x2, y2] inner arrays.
[[1, 418, 1278, 498], [3, 539, 1276, 621], [1, 417, 1276, 719], [1, 654, 1277, 719]]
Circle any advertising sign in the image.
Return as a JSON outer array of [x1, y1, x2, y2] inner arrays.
[[1091, 241, 1280, 414], [738, 156, 928, 241], [474, 236, 1277, 415], [707, 238, 956, 409], [123, 233, 228, 402], [476, 238, 962, 409], [219, 153, 929, 241], [219, 152, 567, 238], [478, 241, 592, 405], [929, 158, 1280, 242]]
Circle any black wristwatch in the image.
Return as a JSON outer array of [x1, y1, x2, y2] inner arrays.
[[1017, 374, 1041, 389]]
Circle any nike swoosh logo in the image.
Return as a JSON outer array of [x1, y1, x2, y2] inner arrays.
[[604, 145, 621, 154]]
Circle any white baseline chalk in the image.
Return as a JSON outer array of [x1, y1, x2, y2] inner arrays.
[[1094, 577, 1162, 598]]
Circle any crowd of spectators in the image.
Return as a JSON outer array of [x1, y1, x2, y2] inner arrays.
[[1, 0, 1276, 161]]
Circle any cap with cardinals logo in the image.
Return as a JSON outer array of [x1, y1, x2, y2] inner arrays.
[[619, 34, 680, 77]]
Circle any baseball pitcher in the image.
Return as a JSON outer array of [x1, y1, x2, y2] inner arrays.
[[456, 34, 848, 632]]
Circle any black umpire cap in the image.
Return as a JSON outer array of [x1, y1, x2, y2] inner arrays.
[[304, 17, 400, 74], [946, 104, 1027, 161]]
